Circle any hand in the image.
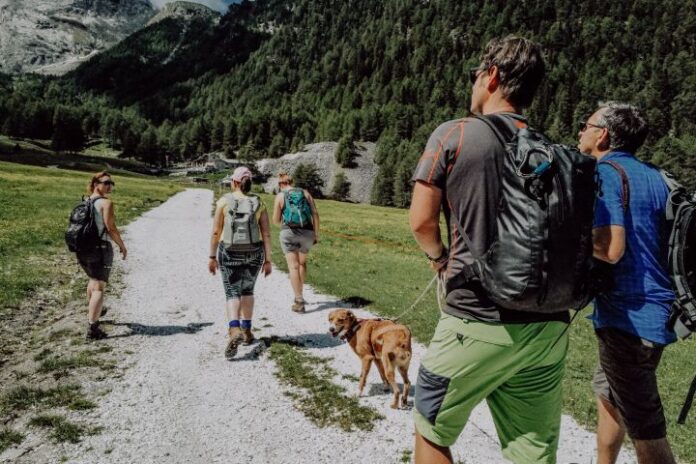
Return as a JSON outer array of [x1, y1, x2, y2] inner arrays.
[[429, 260, 448, 272], [120, 246, 128, 260], [262, 261, 272, 277], [208, 258, 218, 275]]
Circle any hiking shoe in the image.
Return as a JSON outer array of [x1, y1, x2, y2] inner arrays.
[[291, 298, 306, 313], [86, 323, 107, 340], [225, 327, 243, 360], [242, 328, 255, 345], [100, 305, 108, 317]]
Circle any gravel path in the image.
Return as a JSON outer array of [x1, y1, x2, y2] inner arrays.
[[61, 189, 636, 464]]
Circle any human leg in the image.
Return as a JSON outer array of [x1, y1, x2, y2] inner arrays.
[[594, 328, 674, 464], [87, 279, 106, 324], [415, 430, 452, 464], [596, 396, 626, 464], [487, 323, 568, 464]]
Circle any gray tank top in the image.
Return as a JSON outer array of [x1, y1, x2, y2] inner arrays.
[[92, 198, 109, 241]]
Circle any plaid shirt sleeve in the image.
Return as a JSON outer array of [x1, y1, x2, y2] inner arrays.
[[594, 163, 625, 228]]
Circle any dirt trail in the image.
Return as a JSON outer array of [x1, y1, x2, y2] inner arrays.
[[13, 189, 636, 464]]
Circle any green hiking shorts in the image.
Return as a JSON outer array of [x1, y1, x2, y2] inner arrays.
[[414, 312, 568, 464]]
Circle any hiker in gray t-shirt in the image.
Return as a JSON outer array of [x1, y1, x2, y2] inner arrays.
[[272, 171, 320, 313], [78, 172, 127, 340]]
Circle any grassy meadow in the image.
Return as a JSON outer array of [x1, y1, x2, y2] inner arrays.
[[258, 193, 696, 463], [0, 161, 182, 309]]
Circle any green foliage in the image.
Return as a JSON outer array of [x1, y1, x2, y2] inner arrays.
[[293, 163, 324, 198], [334, 137, 355, 168], [268, 341, 383, 431], [0, 428, 24, 453], [28, 414, 99, 444], [0, 0, 695, 189], [330, 171, 351, 201]]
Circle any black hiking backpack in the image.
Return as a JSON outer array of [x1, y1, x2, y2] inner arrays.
[[65, 196, 104, 252], [454, 115, 597, 313]]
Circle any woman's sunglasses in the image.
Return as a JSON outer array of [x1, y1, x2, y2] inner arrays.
[[98, 180, 115, 186]]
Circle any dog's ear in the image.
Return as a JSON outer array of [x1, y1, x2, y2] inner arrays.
[[346, 310, 355, 321]]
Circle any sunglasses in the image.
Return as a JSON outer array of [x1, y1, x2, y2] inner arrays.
[[98, 180, 115, 186], [468, 66, 483, 85], [578, 120, 606, 132]]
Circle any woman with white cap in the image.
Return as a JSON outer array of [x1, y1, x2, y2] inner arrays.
[[208, 166, 272, 360]]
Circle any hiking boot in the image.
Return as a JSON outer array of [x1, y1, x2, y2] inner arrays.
[[291, 298, 306, 313], [86, 322, 107, 340], [100, 305, 108, 317], [242, 328, 255, 345], [225, 327, 243, 360]]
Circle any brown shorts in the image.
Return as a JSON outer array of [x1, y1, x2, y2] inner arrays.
[[592, 327, 666, 440]]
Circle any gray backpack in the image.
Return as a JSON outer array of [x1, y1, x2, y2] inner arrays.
[[221, 194, 262, 249]]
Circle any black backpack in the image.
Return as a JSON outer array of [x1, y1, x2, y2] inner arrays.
[[453, 115, 597, 313], [65, 196, 105, 252]]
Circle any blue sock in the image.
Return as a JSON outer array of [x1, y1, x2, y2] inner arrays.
[[241, 319, 252, 330], [228, 320, 240, 328]]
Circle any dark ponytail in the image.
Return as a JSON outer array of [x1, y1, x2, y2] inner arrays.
[[240, 177, 252, 193]]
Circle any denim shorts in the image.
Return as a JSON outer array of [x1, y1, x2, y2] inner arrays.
[[76, 241, 113, 282], [217, 243, 264, 299]]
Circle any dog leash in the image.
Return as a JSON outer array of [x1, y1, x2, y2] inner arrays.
[[391, 273, 443, 323]]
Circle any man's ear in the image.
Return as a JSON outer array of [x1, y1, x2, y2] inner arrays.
[[597, 128, 611, 151], [486, 65, 500, 93]]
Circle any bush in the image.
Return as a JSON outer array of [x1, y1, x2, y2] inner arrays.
[[331, 172, 351, 201], [335, 137, 356, 168], [293, 163, 324, 198]]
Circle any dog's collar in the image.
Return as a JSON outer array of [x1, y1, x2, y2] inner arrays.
[[340, 320, 364, 342]]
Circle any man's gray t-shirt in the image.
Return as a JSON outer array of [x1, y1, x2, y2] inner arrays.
[[412, 113, 569, 323]]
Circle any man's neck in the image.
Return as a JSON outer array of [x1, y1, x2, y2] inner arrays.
[[592, 149, 611, 160], [481, 96, 519, 115]]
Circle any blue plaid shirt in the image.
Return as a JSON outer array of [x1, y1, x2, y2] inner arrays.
[[592, 151, 676, 345]]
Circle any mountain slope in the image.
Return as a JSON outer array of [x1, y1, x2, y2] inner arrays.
[[0, 0, 154, 75]]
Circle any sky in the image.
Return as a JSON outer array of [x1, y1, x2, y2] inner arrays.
[[149, 0, 237, 14]]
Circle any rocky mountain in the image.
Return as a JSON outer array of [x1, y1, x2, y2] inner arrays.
[[146, 1, 219, 26], [0, 0, 154, 75], [257, 142, 378, 204]]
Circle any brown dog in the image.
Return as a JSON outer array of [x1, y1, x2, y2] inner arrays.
[[328, 309, 412, 409]]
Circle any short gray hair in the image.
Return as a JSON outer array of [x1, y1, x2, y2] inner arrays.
[[596, 101, 649, 153]]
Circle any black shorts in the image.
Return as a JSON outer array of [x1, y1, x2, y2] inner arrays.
[[76, 242, 113, 282], [217, 243, 264, 299], [592, 327, 666, 440]]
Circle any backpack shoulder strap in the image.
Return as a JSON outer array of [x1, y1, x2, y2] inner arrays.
[[598, 160, 630, 212], [473, 114, 517, 147]]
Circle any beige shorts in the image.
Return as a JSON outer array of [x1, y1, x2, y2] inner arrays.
[[279, 228, 315, 254]]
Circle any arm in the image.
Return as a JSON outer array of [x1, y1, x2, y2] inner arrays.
[[258, 209, 272, 276], [306, 191, 320, 242], [102, 200, 127, 259], [409, 181, 446, 270], [592, 225, 626, 264], [272, 193, 284, 225], [208, 204, 225, 275]]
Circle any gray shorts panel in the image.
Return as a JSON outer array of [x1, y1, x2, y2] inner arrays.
[[279, 228, 315, 254]]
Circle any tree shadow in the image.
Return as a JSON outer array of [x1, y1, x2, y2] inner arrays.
[[312, 296, 373, 312], [105, 321, 213, 338]]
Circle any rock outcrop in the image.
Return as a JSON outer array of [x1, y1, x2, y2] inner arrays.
[[0, 0, 154, 75], [256, 142, 378, 204]]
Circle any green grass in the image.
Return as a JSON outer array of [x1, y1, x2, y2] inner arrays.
[[268, 341, 383, 431], [0, 427, 24, 453], [0, 161, 182, 309], [0, 384, 96, 416], [255, 193, 696, 463], [38, 351, 114, 374], [28, 414, 99, 443]]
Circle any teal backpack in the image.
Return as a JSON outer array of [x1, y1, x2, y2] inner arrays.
[[282, 188, 313, 229]]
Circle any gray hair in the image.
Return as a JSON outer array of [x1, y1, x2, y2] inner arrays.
[[596, 101, 649, 153]]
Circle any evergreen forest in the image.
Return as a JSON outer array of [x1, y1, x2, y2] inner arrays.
[[1, 0, 695, 206]]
